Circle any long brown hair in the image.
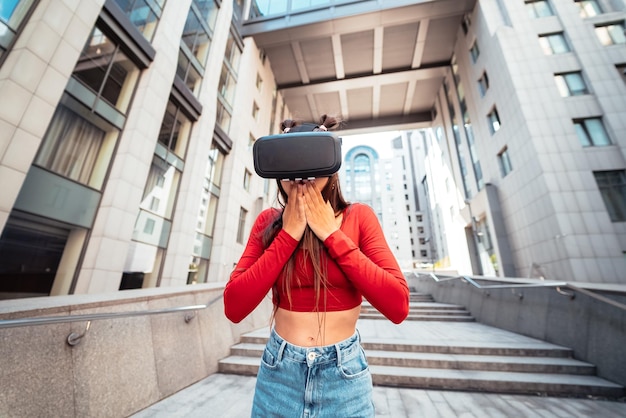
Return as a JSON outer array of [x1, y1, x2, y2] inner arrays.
[[262, 115, 350, 313]]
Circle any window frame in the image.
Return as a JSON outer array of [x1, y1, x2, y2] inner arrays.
[[574, 117, 612, 147], [498, 147, 513, 178], [554, 71, 589, 96], [487, 107, 501, 135], [539, 32, 571, 55], [593, 170, 626, 222], [526, 0, 554, 18]]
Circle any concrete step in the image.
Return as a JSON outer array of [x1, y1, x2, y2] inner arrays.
[[359, 339, 574, 357], [360, 308, 472, 316], [217, 357, 622, 398], [361, 299, 475, 322], [226, 343, 594, 374], [369, 365, 625, 398], [362, 303, 470, 312], [364, 351, 596, 374], [359, 313, 476, 321]]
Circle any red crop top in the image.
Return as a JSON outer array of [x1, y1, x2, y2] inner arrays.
[[224, 203, 409, 324]]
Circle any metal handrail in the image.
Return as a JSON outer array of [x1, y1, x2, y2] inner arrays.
[[0, 294, 224, 329], [419, 272, 626, 312]]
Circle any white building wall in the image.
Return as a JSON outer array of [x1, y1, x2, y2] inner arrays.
[[446, 0, 626, 282]]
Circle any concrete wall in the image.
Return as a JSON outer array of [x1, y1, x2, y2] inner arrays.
[[409, 273, 626, 387], [0, 283, 272, 417]]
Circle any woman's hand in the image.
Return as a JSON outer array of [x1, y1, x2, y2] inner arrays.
[[302, 181, 340, 241], [282, 181, 307, 241]]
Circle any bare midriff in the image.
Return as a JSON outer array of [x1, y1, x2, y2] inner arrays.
[[274, 305, 361, 347]]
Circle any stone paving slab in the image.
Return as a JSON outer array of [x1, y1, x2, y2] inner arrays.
[[131, 373, 626, 418]]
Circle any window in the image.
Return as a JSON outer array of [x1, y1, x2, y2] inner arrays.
[[176, 0, 219, 96], [469, 41, 480, 63], [244, 169, 251, 191], [539, 33, 570, 54], [617, 64, 626, 85], [478, 71, 489, 96], [526, 0, 554, 18], [140, 155, 181, 219], [575, 0, 602, 18], [498, 147, 513, 177], [487, 108, 501, 134], [219, 64, 237, 105], [158, 101, 192, 158], [593, 171, 626, 222], [461, 14, 471, 35], [249, 133, 256, 151], [74, 26, 141, 114], [0, 0, 37, 64], [216, 99, 232, 133], [574, 118, 612, 147], [0, 214, 71, 298], [236, 207, 248, 244], [256, 73, 263, 91], [252, 101, 260, 120], [595, 22, 626, 46], [554, 72, 588, 96], [216, 27, 242, 134], [113, 0, 165, 42], [199, 144, 225, 237], [35, 104, 117, 189]]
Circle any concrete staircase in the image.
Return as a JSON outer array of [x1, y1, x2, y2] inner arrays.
[[360, 293, 475, 322], [218, 293, 625, 398]]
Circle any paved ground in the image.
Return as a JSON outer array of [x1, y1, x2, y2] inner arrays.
[[132, 320, 626, 418]]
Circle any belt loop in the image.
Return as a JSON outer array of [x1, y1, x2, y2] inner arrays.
[[356, 328, 361, 343], [335, 342, 342, 366], [277, 339, 287, 362]]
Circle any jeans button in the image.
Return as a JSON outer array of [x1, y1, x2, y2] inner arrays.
[[307, 351, 316, 361]]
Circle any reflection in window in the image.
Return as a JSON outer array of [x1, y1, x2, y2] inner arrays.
[[478, 71, 489, 96], [469, 41, 479, 63], [539, 32, 570, 54], [595, 22, 626, 46], [189, 144, 225, 283], [158, 101, 192, 158], [554, 72, 588, 96], [112, 0, 165, 41], [216, 27, 242, 134], [487, 107, 501, 134], [73, 26, 140, 113], [526, 0, 553, 18], [0, 0, 37, 63], [574, 118, 611, 147], [35, 104, 118, 189], [498, 147, 513, 177], [575, 0, 602, 18], [236, 207, 248, 244], [176, 0, 219, 97], [141, 155, 180, 219]]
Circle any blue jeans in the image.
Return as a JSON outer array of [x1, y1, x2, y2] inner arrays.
[[251, 328, 375, 418]]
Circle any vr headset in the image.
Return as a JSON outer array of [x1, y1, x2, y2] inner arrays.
[[253, 125, 342, 180]]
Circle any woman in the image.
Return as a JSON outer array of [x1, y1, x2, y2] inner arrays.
[[224, 115, 409, 418]]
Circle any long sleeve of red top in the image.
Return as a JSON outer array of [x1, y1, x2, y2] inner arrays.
[[224, 209, 298, 323], [323, 204, 409, 323]]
